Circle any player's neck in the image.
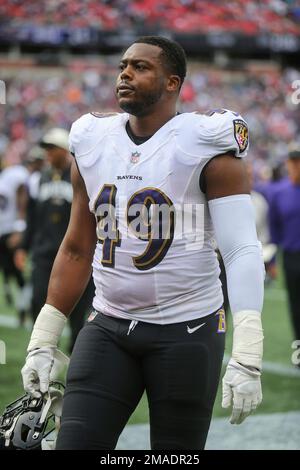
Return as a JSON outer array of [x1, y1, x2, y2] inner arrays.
[[128, 108, 178, 137]]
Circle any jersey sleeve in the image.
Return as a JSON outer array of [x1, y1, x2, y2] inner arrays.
[[197, 109, 249, 159], [68, 113, 95, 158], [69, 112, 120, 161], [11, 167, 29, 190]]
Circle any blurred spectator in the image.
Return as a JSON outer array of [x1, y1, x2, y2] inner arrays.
[[15, 129, 94, 352], [269, 143, 300, 344], [0, 163, 29, 325], [1, 61, 300, 173], [25, 145, 46, 199]]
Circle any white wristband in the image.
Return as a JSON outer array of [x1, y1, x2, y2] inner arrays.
[[27, 304, 67, 352], [232, 310, 264, 370]]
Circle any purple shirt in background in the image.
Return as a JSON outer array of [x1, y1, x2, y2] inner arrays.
[[254, 179, 287, 204], [269, 178, 300, 252]]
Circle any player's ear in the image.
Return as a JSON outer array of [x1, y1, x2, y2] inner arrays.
[[166, 75, 181, 93]]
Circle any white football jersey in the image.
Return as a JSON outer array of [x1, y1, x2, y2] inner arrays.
[[70, 110, 249, 324], [0, 165, 29, 237]]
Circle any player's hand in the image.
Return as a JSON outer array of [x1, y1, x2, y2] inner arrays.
[[14, 248, 27, 271], [21, 347, 69, 397], [21, 347, 55, 397], [22, 305, 69, 397], [7, 232, 22, 250], [222, 358, 262, 424]]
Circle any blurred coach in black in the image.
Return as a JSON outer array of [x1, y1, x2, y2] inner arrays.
[[269, 143, 300, 344], [15, 128, 94, 352]]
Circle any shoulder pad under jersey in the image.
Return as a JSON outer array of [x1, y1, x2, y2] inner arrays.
[[69, 112, 120, 158], [197, 108, 249, 158], [182, 109, 249, 160]]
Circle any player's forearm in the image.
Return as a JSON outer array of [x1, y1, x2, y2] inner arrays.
[[224, 244, 264, 314], [209, 194, 265, 312], [46, 240, 94, 317], [209, 194, 265, 369], [224, 248, 264, 369]]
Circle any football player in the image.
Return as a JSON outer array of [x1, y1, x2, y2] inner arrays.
[[21, 36, 264, 450], [0, 163, 29, 324], [15, 129, 94, 352]]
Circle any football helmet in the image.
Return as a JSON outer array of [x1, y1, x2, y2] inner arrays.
[[0, 381, 64, 450]]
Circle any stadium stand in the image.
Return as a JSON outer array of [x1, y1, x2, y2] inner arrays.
[[0, 58, 300, 183], [1, 0, 300, 35]]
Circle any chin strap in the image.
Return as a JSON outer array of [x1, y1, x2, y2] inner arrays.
[[33, 383, 64, 446], [4, 415, 19, 448]]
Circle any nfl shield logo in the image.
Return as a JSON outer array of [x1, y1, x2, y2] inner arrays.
[[130, 151, 141, 164]]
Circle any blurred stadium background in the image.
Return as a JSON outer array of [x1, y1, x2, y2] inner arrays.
[[0, 0, 300, 450]]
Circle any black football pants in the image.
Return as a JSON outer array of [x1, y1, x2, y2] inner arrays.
[[0, 234, 25, 288], [56, 308, 225, 450]]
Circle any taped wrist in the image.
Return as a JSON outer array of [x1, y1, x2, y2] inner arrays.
[[232, 310, 264, 370], [228, 358, 261, 377], [27, 304, 67, 352]]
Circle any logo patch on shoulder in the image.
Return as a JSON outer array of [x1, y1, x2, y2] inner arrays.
[[233, 119, 248, 153], [90, 112, 118, 118]]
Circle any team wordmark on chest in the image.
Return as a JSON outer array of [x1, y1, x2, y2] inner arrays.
[[117, 175, 143, 181]]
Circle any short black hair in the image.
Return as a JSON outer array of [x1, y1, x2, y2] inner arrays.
[[132, 36, 187, 90]]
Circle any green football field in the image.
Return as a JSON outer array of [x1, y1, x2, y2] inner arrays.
[[0, 263, 299, 426]]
